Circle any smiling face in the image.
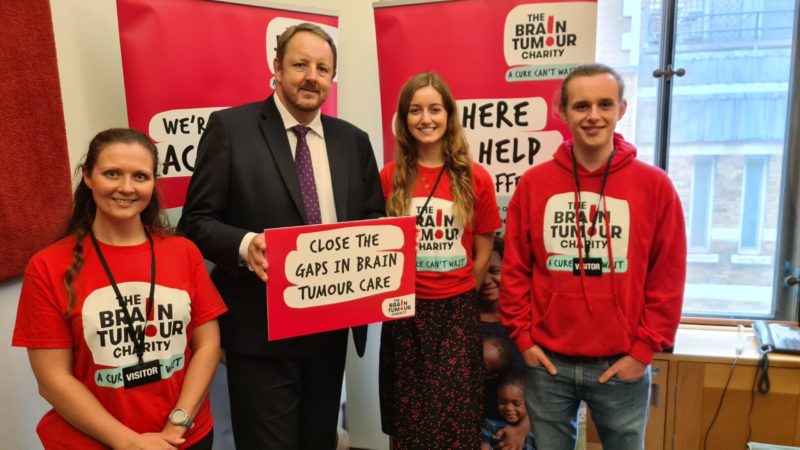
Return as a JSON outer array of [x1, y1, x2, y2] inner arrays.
[[406, 85, 448, 151], [480, 250, 502, 302], [83, 142, 155, 232], [274, 30, 335, 124], [497, 383, 527, 425], [561, 73, 627, 160]]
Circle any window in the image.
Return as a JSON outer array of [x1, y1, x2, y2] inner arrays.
[[596, 0, 799, 320], [739, 156, 767, 253], [688, 156, 714, 252]]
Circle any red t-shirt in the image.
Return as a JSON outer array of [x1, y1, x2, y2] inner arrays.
[[381, 162, 501, 299], [13, 234, 227, 449]]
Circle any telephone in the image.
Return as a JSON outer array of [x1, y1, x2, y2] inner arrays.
[[752, 320, 800, 355]]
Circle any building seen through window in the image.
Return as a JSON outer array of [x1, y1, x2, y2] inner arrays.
[[596, 0, 797, 318]]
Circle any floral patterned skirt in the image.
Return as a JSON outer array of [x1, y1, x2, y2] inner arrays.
[[379, 290, 483, 449]]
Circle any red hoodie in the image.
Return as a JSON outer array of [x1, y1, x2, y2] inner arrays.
[[498, 133, 686, 364]]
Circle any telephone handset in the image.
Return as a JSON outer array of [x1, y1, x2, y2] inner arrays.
[[753, 320, 800, 355]]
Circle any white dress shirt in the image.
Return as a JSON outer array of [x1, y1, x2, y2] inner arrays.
[[238, 94, 337, 263]]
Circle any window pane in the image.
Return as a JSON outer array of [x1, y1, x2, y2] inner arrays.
[[596, 0, 796, 318], [689, 157, 714, 251], [740, 156, 767, 252]]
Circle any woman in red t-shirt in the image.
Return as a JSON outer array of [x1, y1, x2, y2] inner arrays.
[[13, 128, 226, 449], [378, 72, 501, 449]]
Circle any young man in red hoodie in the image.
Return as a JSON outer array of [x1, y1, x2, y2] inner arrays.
[[499, 63, 686, 449]]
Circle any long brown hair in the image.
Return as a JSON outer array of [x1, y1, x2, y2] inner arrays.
[[61, 128, 169, 313], [386, 71, 475, 227]]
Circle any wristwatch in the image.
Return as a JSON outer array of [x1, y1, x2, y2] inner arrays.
[[168, 408, 194, 428]]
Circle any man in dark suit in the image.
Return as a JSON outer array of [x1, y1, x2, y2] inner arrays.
[[178, 22, 384, 450]]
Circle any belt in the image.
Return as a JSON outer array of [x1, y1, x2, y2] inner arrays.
[[539, 346, 626, 363]]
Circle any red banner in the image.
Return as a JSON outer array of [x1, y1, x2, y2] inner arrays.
[[264, 217, 416, 341], [374, 0, 597, 223], [116, 0, 338, 212]]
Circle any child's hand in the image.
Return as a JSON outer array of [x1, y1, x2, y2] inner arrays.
[[493, 419, 530, 449]]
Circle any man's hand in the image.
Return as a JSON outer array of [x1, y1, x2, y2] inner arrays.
[[521, 345, 556, 375], [598, 355, 647, 383], [246, 234, 268, 282]]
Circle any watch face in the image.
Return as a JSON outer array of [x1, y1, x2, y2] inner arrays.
[[171, 409, 188, 424]]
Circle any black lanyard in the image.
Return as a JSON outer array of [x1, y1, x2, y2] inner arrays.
[[571, 146, 615, 258], [89, 229, 155, 365], [416, 165, 446, 222]]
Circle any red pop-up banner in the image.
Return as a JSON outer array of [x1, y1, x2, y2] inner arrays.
[[117, 0, 339, 212], [374, 0, 597, 224]]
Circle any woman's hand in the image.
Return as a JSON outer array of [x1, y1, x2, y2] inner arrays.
[[159, 422, 188, 444], [117, 432, 182, 450]]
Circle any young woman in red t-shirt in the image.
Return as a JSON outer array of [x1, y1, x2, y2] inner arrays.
[[13, 128, 226, 449], [378, 71, 501, 449]]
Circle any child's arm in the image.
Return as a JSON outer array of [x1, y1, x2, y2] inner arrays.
[[494, 419, 531, 450]]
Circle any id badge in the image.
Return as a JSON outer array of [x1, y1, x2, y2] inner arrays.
[[122, 360, 161, 389], [573, 257, 603, 276]]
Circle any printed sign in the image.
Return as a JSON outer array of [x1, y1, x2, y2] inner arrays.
[[264, 217, 416, 340], [544, 192, 630, 274], [117, 0, 338, 215], [83, 282, 190, 388], [374, 0, 597, 227]]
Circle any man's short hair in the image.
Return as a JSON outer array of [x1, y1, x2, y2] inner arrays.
[[275, 22, 337, 71], [559, 63, 625, 111]]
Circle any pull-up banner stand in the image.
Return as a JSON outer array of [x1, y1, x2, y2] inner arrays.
[[374, 0, 598, 225], [116, 0, 339, 222]]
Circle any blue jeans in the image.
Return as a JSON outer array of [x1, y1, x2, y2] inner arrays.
[[525, 351, 651, 450]]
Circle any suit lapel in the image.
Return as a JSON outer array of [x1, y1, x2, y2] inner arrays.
[[322, 116, 348, 222], [259, 96, 308, 223]]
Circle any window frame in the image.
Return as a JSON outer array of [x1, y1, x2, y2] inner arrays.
[[646, 0, 800, 322]]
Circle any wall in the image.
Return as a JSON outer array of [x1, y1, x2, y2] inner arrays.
[[0, 0, 386, 448]]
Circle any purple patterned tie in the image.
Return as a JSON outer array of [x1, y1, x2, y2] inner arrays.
[[290, 125, 322, 224]]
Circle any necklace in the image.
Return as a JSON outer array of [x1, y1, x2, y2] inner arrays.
[[416, 166, 447, 222], [420, 165, 445, 194], [422, 174, 432, 193]]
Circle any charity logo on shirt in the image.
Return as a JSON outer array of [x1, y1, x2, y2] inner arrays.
[[413, 197, 467, 272], [81, 282, 191, 388], [542, 192, 630, 273]]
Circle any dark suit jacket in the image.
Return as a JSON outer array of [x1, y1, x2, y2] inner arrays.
[[178, 95, 385, 358]]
